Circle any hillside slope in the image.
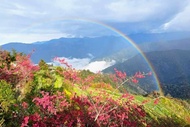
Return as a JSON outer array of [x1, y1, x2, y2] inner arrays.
[[104, 49, 190, 99], [0, 49, 190, 126]]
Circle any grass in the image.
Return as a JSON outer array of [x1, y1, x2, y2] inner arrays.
[[135, 95, 190, 126], [70, 82, 190, 126]]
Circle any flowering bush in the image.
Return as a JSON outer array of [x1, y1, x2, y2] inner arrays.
[[18, 91, 147, 127], [0, 50, 38, 92], [1, 50, 189, 127]]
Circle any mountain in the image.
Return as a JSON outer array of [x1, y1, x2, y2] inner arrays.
[[1, 36, 130, 63], [98, 37, 190, 63], [140, 38, 190, 52], [128, 32, 190, 44], [104, 49, 190, 99], [1, 32, 190, 64]]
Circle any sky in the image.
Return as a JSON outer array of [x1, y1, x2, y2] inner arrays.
[[1, 0, 190, 45]]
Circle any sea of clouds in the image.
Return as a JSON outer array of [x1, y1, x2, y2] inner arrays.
[[52, 56, 115, 73]]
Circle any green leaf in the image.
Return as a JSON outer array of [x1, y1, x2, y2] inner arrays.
[[54, 75, 63, 88]]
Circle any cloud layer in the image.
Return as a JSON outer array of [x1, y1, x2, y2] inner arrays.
[[161, 0, 190, 32], [0, 0, 190, 44], [52, 56, 116, 73]]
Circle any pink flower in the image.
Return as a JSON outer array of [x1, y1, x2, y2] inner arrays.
[[154, 98, 159, 105], [21, 116, 29, 127], [22, 102, 28, 109], [134, 72, 145, 78], [147, 71, 152, 76], [131, 78, 139, 84], [114, 68, 127, 80]]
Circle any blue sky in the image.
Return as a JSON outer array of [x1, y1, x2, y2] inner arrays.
[[0, 0, 190, 44]]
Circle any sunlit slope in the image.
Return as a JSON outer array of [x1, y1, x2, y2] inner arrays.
[[104, 49, 190, 99], [0, 50, 190, 126]]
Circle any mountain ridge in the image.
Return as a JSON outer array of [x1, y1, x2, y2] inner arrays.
[[103, 49, 190, 99], [1, 36, 130, 63], [2, 33, 190, 64]]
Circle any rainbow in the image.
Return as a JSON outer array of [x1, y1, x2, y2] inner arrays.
[[19, 18, 163, 94]]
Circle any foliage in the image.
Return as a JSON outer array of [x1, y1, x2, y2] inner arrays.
[[0, 50, 190, 127], [0, 80, 16, 126], [16, 91, 146, 127]]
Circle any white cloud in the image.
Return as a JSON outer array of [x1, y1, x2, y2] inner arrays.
[[107, 0, 186, 22], [0, 19, 117, 45], [52, 57, 91, 69], [161, 1, 190, 31], [0, 0, 187, 25], [83, 60, 116, 73], [52, 56, 115, 73], [0, 33, 74, 45], [0, 0, 189, 44]]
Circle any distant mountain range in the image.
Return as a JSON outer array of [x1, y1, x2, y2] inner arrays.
[[1, 36, 130, 63], [140, 38, 190, 52], [129, 32, 190, 44], [104, 49, 190, 99], [1, 32, 190, 64]]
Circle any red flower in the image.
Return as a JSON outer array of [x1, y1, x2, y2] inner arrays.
[[21, 116, 29, 127], [142, 100, 149, 105], [134, 72, 145, 78], [114, 68, 127, 80], [131, 78, 138, 84], [154, 98, 159, 105], [22, 102, 28, 109]]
